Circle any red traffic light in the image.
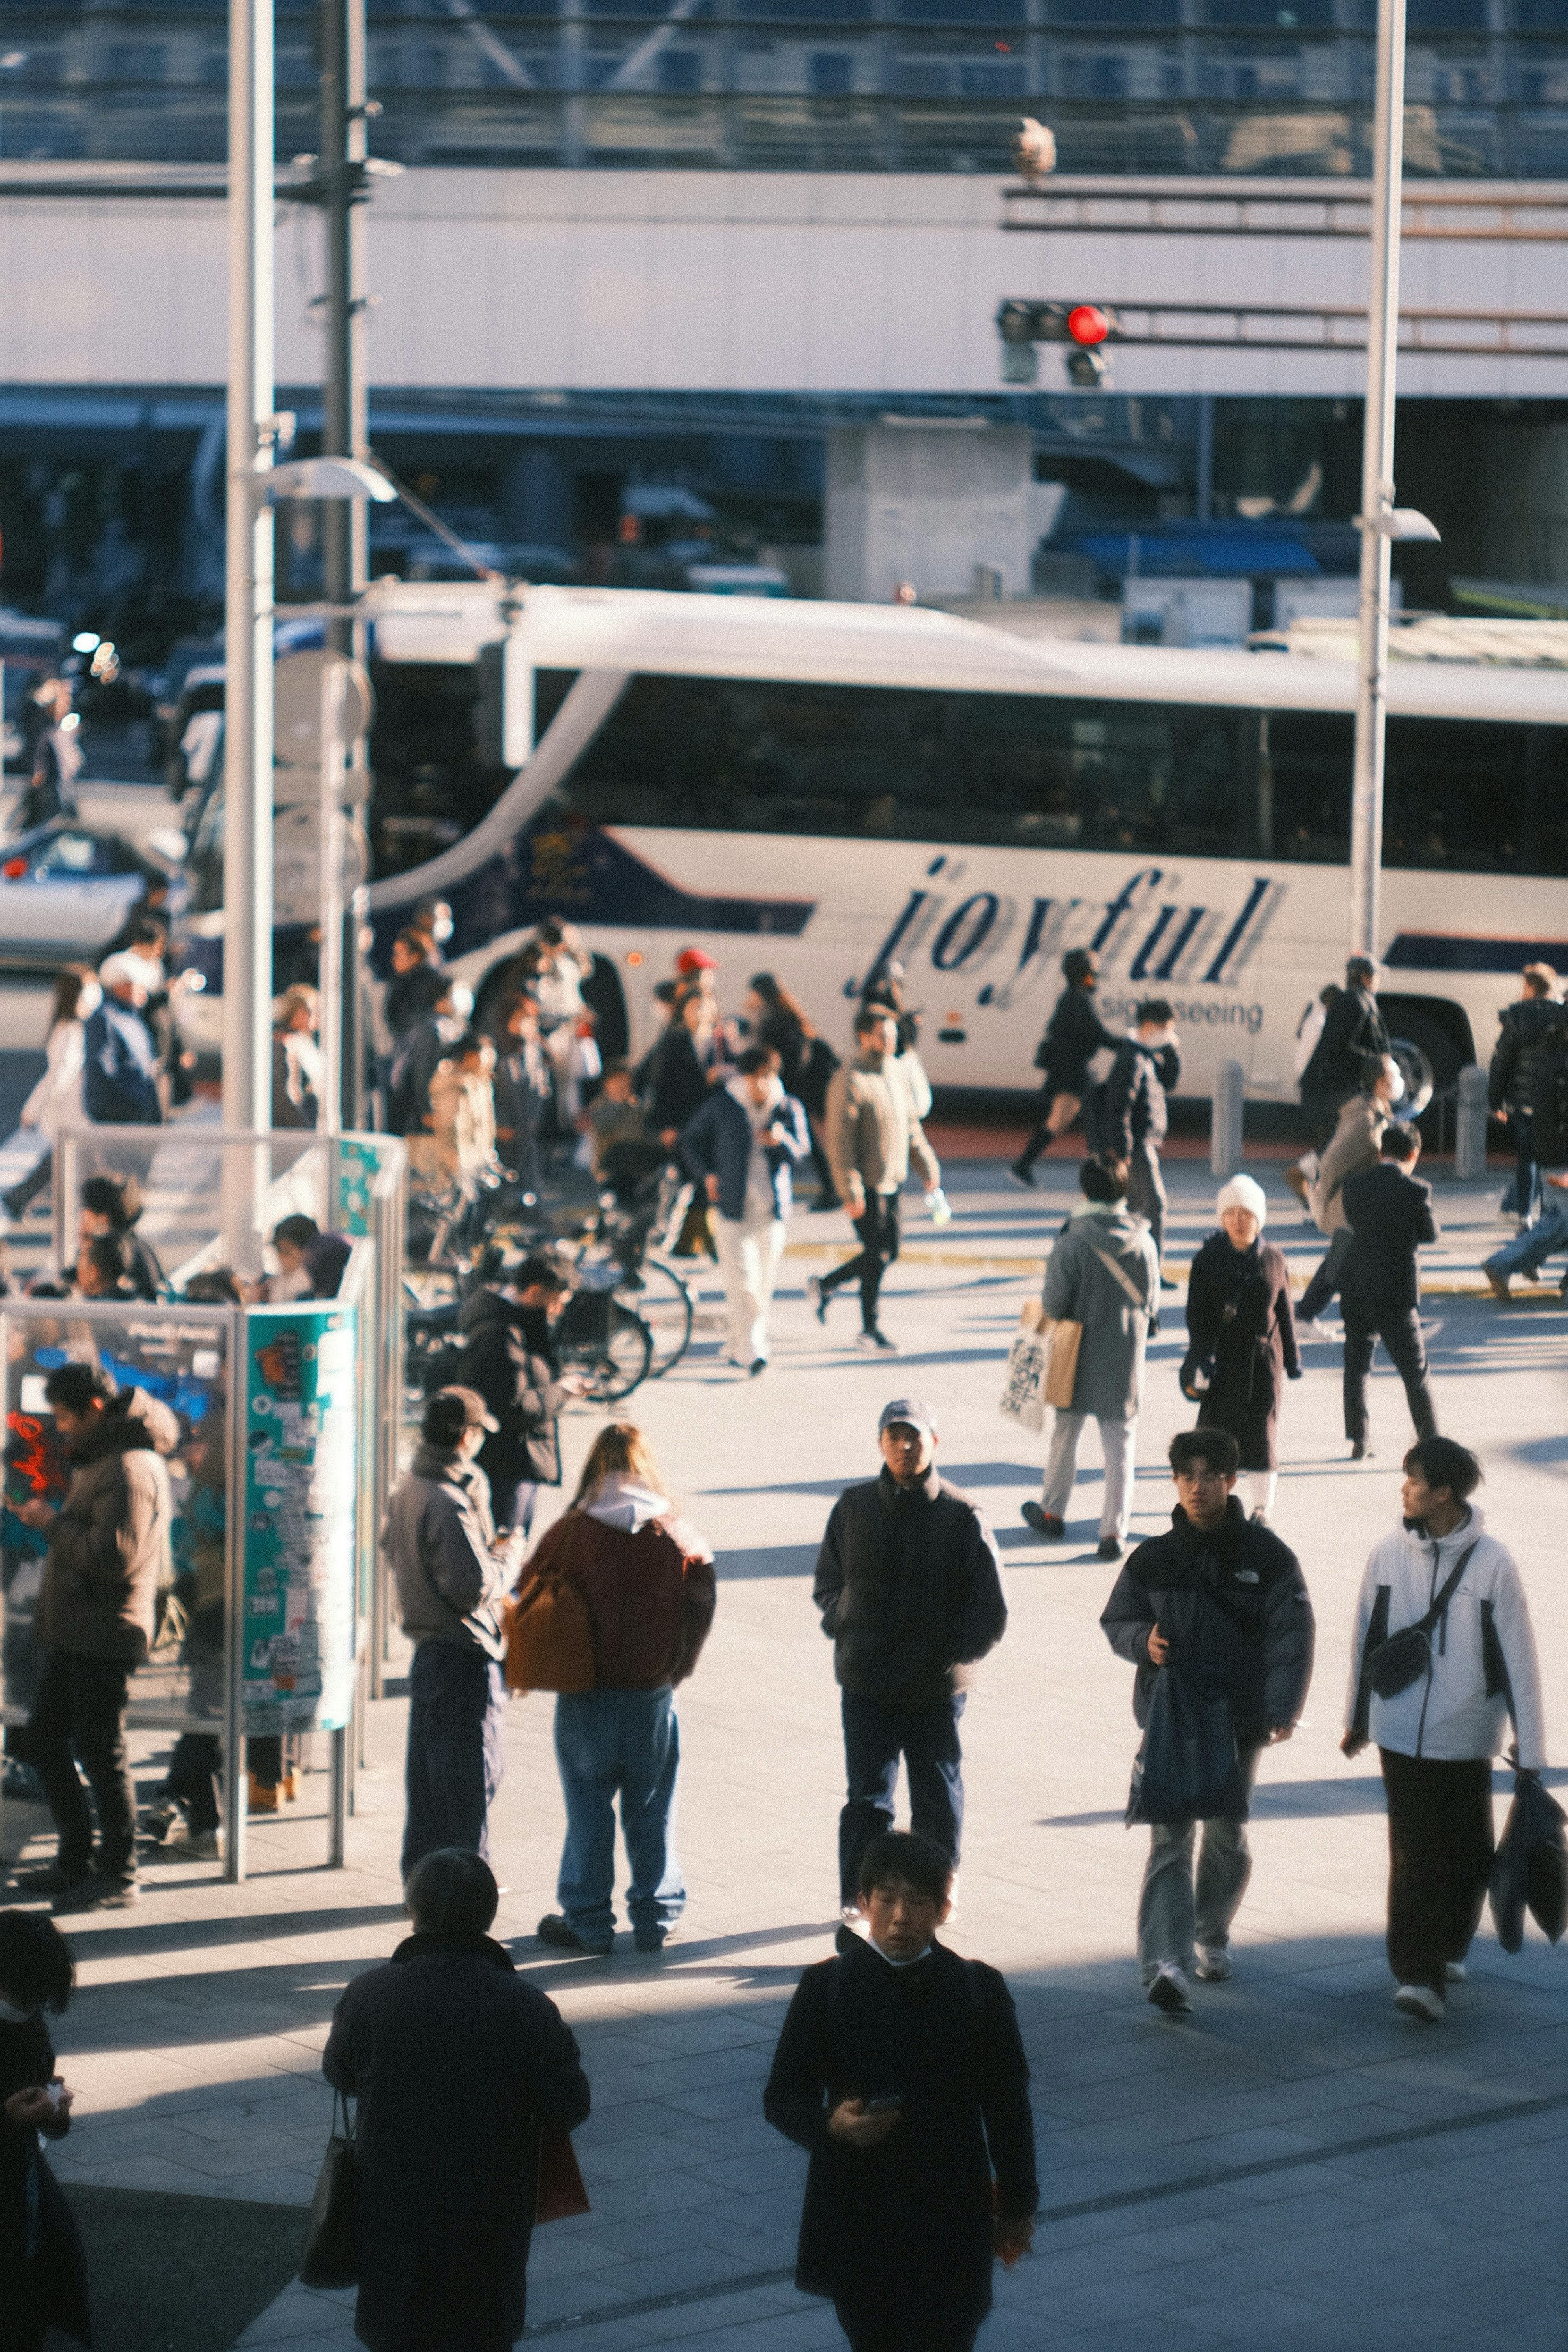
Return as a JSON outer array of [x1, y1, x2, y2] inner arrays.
[[1067, 304, 1111, 347]]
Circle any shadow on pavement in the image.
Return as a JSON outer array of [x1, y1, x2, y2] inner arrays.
[[71, 2184, 304, 2352]]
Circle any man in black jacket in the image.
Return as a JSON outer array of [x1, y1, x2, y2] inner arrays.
[[764, 1829, 1036, 2352], [1095, 997, 1180, 1277], [814, 1401, 1006, 1950], [1101, 1428, 1314, 2016], [454, 1256, 588, 1535], [1298, 956, 1390, 1150], [324, 1848, 590, 2352], [1487, 963, 1564, 1222], [1339, 1121, 1439, 1458], [1011, 946, 1122, 1187]]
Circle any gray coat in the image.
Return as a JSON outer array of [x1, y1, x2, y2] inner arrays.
[[383, 1443, 509, 1661], [1041, 1206, 1160, 1422]]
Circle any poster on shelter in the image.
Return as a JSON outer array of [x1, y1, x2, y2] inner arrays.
[[240, 1304, 358, 1731]]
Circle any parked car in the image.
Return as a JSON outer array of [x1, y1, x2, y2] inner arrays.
[[0, 818, 181, 971]]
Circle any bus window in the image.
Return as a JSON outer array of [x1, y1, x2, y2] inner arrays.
[[1269, 711, 1353, 865], [1384, 718, 1568, 876]]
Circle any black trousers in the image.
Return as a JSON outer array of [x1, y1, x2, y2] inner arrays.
[[1379, 1749, 1494, 1996], [820, 1193, 901, 1331], [22, 1645, 136, 1882], [835, 2305, 980, 2352], [164, 1734, 222, 1833], [1127, 1141, 1166, 1267], [1341, 1305, 1436, 1445], [401, 1640, 507, 1882], [839, 1689, 964, 1908]]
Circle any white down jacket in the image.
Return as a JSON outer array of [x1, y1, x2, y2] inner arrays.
[[1344, 1507, 1546, 1768]]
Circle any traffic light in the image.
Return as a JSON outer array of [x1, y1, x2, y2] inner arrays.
[[996, 299, 1120, 388]]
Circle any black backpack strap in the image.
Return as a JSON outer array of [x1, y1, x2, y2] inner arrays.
[[1350, 1585, 1391, 1747], [1418, 1541, 1478, 1643]]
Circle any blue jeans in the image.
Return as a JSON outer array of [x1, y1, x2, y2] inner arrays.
[[401, 1641, 507, 1881], [553, 1687, 685, 1943], [838, 1689, 965, 1909], [1485, 1190, 1568, 1281]]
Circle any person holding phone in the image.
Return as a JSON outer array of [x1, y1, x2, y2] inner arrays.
[[764, 1830, 1037, 2352]]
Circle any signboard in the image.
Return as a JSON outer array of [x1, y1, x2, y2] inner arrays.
[[240, 1304, 358, 1732]]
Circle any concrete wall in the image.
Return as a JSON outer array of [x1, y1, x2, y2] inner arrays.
[[0, 167, 1565, 401], [824, 424, 1034, 603]]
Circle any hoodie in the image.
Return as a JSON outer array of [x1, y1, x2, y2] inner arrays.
[[1345, 1506, 1546, 1767], [519, 1477, 715, 1690], [40, 1388, 178, 1662]]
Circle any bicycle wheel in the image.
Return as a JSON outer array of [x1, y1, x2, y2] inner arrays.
[[614, 1255, 695, 1377], [571, 1302, 653, 1402]]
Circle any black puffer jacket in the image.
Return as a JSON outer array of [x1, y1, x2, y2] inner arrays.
[[1301, 983, 1389, 1102], [1488, 995, 1567, 1121], [813, 1466, 1007, 1706], [1100, 1498, 1314, 1749], [1034, 983, 1121, 1094], [454, 1289, 570, 1489]]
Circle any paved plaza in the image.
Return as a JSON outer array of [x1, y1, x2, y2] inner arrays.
[[4, 1152, 1566, 2352]]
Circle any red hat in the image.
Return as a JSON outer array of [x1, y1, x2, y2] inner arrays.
[[676, 948, 717, 973]]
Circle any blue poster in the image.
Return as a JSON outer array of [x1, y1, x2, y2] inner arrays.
[[241, 1304, 358, 1732]]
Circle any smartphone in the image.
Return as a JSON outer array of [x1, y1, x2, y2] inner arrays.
[[864, 2095, 902, 2114]]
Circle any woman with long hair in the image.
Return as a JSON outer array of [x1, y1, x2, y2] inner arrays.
[[746, 971, 838, 1206], [2, 966, 98, 1226], [523, 1422, 715, 1957]]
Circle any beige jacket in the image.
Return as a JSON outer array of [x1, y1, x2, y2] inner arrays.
[[419, 1062, 499, 1186], [1310, 1091, 1386, 1237], [825, 1048, 940, 1213]]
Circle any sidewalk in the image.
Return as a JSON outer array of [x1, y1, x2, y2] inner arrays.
[[1, 1159, 1563, 2352]]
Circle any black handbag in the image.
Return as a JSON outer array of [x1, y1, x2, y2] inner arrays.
[[1489, 1763, 1568, 1953], [300, 2091, 358, 2289], [1363, 1544, 1477, 1701], [1127, 1664, 1248, 1827]]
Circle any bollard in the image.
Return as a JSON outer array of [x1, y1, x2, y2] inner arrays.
[[1210, 1058, 1245, 1179], [1454, 1063, 1489, 1182]]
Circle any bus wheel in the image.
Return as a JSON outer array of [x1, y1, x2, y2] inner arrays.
[[1386, 1035, 1436, 1119]]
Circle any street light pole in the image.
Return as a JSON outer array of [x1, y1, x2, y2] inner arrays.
[[222, 0, 276, 1188], [1348, 0, 1407, 963]]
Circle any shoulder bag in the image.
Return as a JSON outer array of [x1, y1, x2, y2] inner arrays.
[[536, 2128, 592, 2223], [1362, 1543, 1477, 1701], [300, 2091, 358, 2289], [504, 1520, 597, 1695]]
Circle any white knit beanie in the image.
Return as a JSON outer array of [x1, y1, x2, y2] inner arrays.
[[1216, 1173, 1268, 1228]]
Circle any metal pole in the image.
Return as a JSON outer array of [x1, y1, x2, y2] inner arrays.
[[318, 660, 347, 1139], [223, 0, 276, 1247], [1348, 0, 1406, 962]]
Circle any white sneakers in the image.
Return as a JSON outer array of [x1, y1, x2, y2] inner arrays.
[[1394, 1983, 1446, 2022], [1147, 1963, 1194, 2017], [1194, 1944, 1232, 1982]]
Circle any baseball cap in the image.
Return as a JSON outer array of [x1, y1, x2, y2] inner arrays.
[[878, 1398, 938, 1441], [676, 947, 717, 974], [422, 1386, 498, 1448]]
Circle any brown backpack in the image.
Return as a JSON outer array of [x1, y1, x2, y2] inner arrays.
[[503, 1520, 595, 1695]]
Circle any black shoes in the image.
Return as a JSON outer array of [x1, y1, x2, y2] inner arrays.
[[1097, 1536, 1123, 1562], [805, 1275, 829, 1323], [1021, 1503, 1065, 1538], [536, 1913, 612, 1956], [52, 1869, 138, 1913], [1350, 1440, 1374, 1460], [1008, 1161, 1036, 1190], [747, 1358, 766, 1377], [8, 1862, 89, 1897]]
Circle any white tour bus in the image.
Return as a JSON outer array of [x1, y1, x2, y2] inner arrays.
[[183, 583, 1568, 1106]]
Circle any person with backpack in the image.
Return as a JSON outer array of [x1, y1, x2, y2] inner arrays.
[[1021, 1153, 1159, 1560], [1343, 1437, 1545, 2022], [523, 1423, 715, 1956], [1092, 1000, 1180, 1279], [763, 1828, 1037, 2352], [1101, 1428, 1314, 2017], [1010, 947, 1123, 1188]]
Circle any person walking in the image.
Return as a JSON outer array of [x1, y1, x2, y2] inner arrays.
[[18, 678, 82, 835], [385, 1387, 521, 1884], [6, 1367, 177, 1913], [1343, 1438, 1546, 2022], [1095, 999, 1179, 1278], [745, 971, 839, 1206], [1022, 1153, 1159, 1560], [323, 1847, 590, 2352], [1, 967, 97, 1227], [490, 993, 552, 1202], [680, 1043, 809, 1373], [528, 1423, 716, 1957], [1339, 1122, 1439, 1460], [808, 1005, 944, 1355], [81, 957, 162, 1128], [1287, 954, 1391, 1205], [1487, 964, 1564, 1225], [454, 1256, 588, 1538], [1010, 947, 1123, 1188], [814, 1401, 1007, 1951], [1101, 1428, 1315, 2016], [1296, 1054, 1402, 1326], [763, 1829, 1037, 2352], [1181, 1174, 1301, 1525]]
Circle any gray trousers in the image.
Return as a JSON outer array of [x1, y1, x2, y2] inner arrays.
[[1127, 1141, 1166, 1267], [1041, 1411, 1137, 1539], [1137, 1748, 1261, 1980]]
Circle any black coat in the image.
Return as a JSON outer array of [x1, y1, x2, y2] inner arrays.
[[455, 1291, 569, 1489], [813, 1467, 1007, 1707], [1183, 1235, 1300, 1472], [1034, 983, 1121, 1095], [1488, 997, 1567, 1121], [0, 2013, 91, 2352], [643, 1025, 712, 1136], [1097, 1038, 1179, 1156], [1339, 1163, 1439, 1315], [1100, 1498, 1314, 1749], [1301, 984, 1389, 1103], [323, 1935, 589, 2352], [763, 1939, 1036, 2329]]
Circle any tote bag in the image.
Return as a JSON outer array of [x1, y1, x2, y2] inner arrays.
[[300, 2092, 358, 2289], [999, 1301, 1082, 1432]]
